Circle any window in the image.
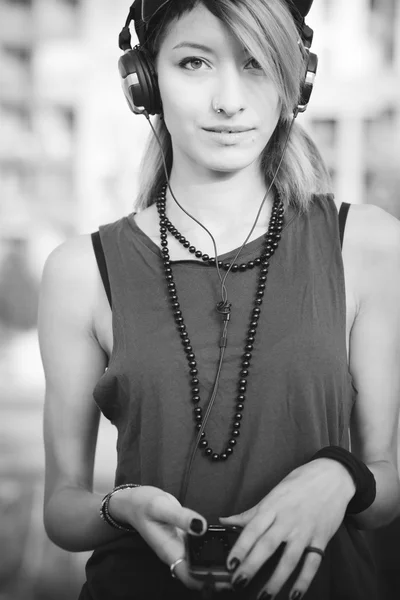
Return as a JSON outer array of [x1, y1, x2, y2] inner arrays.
[[369, 0, 396, 64], [3, 45, 31, 64]]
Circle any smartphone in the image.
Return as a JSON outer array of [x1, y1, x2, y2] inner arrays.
[[185, 524, 242, 582]]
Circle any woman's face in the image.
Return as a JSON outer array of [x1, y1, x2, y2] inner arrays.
[[155, 3, 281, 177]]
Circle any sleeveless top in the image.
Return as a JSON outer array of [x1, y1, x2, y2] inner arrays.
[[81, 196, 378, 600]]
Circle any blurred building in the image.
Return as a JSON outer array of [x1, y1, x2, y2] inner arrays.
[[0, 2, 399, 599], [0, 0, 81, 264], [307, 0, 400, 214]]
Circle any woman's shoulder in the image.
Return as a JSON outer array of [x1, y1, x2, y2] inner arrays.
[[40, 234, 101, 320], [342, 203, 400, 303], [43, 233, 97, 283], [344, 202, 400, 257]]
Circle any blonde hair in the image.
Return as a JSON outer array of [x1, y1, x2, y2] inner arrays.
[[135, 0, 331, 212]]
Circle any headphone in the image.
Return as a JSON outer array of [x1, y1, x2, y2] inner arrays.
[[117, 0, 318, 117]]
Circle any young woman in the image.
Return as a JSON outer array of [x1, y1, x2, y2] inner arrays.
[[38, 1, 400, 599]]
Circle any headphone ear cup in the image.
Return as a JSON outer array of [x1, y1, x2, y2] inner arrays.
[[118, 47, 162, 115], [137, 48, 162, 115], [295, 50, 318, 115]]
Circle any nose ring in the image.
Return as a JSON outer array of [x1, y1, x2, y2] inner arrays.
[[213, 99, 222, 114]]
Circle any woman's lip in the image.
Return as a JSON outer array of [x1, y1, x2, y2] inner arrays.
[[203, 129, 255, 144], [204, 128, 254, 133]]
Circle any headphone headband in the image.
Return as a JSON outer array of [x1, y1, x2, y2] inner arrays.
[[120, 0, 315, 49], [137, 0, 314, 22]]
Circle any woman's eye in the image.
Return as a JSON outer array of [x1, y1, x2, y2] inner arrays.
[[179, 57, 207, 70], [246, 58, 262, 70]]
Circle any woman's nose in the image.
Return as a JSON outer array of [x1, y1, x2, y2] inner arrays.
[[212, 67, 246, 117]]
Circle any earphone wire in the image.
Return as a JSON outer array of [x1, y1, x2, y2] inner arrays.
[[144, 113, 295, 304], [144, 113, 228, 301], [219, 115, 296, 291], [143, 110, 297, 504]]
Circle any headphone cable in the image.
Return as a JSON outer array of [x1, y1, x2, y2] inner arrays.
[[143, 111, 296, 504]]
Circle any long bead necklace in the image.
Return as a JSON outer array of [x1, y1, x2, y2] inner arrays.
[[163, 212, 276, 271], [156, 184, 284, 461]]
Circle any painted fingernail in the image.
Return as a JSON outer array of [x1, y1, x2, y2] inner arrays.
[[190, 518, 204, 534], [290, 592, 302, 600], [258, 592, 273, 600], [233, 575, 248, 591], [227, 557, 241, 572]]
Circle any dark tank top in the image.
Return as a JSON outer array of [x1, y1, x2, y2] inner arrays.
[[80, 196, 377, 600]]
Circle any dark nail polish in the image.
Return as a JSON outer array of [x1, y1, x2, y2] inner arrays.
[[190, 518, 204, 534], [233, 575, 248, 591], [227, 557, 241, 572], [258, 592, 273, 600], [291, 592, 302, 600]]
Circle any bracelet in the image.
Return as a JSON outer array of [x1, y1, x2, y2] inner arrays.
[[310, 446, 376, 515], [100, 483, 141, 532]]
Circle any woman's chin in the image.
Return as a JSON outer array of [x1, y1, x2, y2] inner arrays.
[[199, 154, 259, 175]]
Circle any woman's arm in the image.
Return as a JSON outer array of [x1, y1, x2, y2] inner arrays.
[[39, 234, 126, 551], [38, 235, 211, 593], [344, 204, 400, 529]]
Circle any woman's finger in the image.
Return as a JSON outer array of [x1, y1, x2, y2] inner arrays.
[[169, 556, 187, 579], [224, 509, 276, 570], [141, 520, 202, 591], [144, 519, 185, 559], [288, 543, 326, 600], [219, 504, 259, 527], [229, 528, 285, 592], [168, 546, 232, 592], [254, 538, 307, 598], [146, 493, 207, 535]]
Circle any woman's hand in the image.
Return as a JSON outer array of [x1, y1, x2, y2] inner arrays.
[[219, 458, 356, 599], [109, 485, 231, 592]]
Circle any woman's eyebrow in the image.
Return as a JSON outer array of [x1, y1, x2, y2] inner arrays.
[[172, 42, 216, 53], [172, 42, 252, 57]]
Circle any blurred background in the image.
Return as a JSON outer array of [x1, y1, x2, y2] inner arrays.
[[0, 0, 399, 599]]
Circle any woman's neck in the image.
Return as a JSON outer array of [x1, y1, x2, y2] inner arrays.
[[165, 168, 274, 235]]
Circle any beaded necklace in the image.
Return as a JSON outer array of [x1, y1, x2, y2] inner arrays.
[[163, 213, 276, 272], [156, 183, 284, 462]]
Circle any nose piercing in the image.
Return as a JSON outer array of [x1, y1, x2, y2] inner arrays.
[[213, 99, 222, 114]]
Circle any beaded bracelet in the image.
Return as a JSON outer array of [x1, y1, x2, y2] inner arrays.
[[311, 446, 376, 515], [100, 483, 141, 532]]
